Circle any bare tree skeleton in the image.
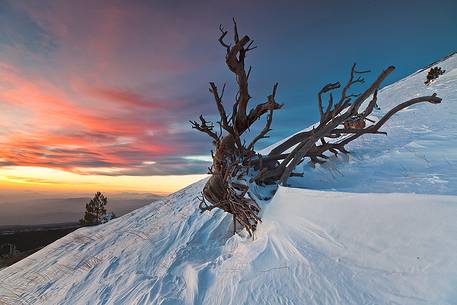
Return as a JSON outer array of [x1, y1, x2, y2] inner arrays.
[[191, 19, 442, 236]]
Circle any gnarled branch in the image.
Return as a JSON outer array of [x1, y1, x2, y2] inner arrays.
[[192, 20, 443, 236]]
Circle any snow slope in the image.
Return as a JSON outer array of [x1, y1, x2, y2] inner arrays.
[[2, 181, 457, 305], [1, 53, 457, 305], [262, 54, 457, 195]]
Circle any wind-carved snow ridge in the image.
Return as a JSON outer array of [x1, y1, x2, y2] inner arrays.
[[1, 52, 457, 305]]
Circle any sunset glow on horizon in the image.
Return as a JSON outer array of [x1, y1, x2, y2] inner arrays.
[[0, 165, 207, 195]]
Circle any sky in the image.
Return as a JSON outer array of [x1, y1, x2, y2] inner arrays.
[[0, 0, 456, 195]]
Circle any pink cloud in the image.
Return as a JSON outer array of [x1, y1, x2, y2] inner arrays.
[[0, 1, 217, 176], [85, 87, 169, 109], [0, 62, 177, 173]]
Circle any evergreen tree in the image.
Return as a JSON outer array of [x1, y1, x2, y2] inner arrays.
[[425, 66, 445, 85], [79, 192, 108, 226]]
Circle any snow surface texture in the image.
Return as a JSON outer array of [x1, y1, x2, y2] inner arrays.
[[1, 54, 457, 304], [262, 53, 457, 195]]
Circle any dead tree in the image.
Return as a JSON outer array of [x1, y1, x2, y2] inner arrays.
[[191, 19, 442, 236]]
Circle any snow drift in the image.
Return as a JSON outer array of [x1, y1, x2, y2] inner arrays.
[[1, 53, 457, 305]]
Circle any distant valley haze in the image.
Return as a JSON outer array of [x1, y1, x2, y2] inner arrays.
[[0, 190, 162, 226]]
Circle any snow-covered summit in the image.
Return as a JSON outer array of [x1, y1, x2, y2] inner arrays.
[[1, 52, 457, 305]]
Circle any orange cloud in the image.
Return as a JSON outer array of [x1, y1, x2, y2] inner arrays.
[[0, 63, 180, 175]]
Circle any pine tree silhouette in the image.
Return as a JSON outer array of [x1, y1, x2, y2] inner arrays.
[[79, 192, 108, 225]]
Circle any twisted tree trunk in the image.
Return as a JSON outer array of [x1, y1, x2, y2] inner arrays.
[[191, 19, 442, 236]]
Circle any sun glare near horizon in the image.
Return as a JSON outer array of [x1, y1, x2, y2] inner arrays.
[[0, 166, 206, 195]]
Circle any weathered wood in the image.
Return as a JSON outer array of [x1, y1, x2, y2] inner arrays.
[[192, 19, 442, 235]]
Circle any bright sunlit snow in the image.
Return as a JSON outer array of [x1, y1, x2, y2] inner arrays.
[[1, 53, 457, 305]]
